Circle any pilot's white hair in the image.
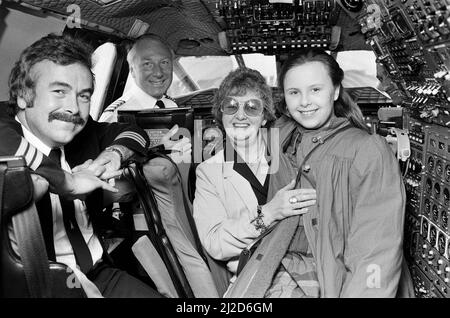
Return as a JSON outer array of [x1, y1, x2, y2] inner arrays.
[[126, 33, 175, 67]]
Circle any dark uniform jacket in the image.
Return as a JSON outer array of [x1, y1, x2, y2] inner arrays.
[[0, 107, 149, 258]]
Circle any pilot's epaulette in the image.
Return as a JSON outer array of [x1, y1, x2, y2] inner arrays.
[[103, 99, 126, 113], [164, 94, 176, 102]]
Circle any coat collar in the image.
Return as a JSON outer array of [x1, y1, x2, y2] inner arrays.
[[223, 160, 259, 212], [221, 132, 270, 175], [214, 149, 265, 212], [278, 114, 351, 154], [232, 151, 268, 205], [295, 114, 349, 139]]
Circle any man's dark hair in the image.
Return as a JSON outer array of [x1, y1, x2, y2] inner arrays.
[[7, 33, 94, 115]]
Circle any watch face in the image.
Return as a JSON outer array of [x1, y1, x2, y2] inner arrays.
[[254, 215, 268, 233], [257, 205, 262, 215], [252, 205, 268, 234], [105, 146, 124, 162]]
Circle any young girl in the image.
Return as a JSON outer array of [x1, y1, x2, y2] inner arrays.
[[264, 48, 411, 297]]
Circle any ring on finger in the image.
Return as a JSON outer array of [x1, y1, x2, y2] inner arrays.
[[289, 196, 298, 204]]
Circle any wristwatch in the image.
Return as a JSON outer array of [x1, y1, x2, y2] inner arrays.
[[251, 205, 268, 234], [105, 146, 124, 163]]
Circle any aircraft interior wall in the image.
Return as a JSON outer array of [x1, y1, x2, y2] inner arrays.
[[0, 4, 64, 101]]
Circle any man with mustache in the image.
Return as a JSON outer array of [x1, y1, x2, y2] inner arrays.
[[0, 33, 163, 297], [48, 111, 86, 126]]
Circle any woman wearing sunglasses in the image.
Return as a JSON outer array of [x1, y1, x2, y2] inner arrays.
[[193, 68, 317, 292]]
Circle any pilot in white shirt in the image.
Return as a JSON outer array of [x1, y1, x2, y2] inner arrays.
[[99, 82, 178, 123], [99, 34, 178, 123]]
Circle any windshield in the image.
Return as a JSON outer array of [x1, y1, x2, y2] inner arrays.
[[167, 53, 278, 98], [156, 50, 383, 98]]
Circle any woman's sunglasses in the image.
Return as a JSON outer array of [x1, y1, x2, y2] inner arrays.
[[220, 97, 264, 117]]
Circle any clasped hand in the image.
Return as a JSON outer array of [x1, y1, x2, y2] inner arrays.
[[51, 125, 192, 201], [74, 151, 123, 181], [45, 164, 118, 201], [262, 179, 317, 225], [63, 151, 122, 200]]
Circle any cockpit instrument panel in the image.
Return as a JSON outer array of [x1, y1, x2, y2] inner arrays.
[[358, 0, 450, 298], [218, 0, 338, 56]]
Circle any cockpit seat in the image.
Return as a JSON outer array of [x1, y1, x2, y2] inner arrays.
[[0, 156, 85, 298], [124, 153, 231, 297]]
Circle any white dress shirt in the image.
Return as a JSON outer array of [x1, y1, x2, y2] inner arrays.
[[99, 83, 178, 123]]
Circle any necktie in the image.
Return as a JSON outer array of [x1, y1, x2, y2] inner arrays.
[[155, 100, 166, 109], [49, 148, 93, 273]]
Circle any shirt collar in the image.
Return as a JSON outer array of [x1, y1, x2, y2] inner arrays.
[[223, 132, 268, 163], [129, 83, 159, 108], [15, 116, 60, 156]]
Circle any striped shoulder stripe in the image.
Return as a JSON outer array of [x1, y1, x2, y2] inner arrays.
[[15, 137, 29, 158], [14, 137, 44, 171], [114, 131, 147, 148], [164, 94, 176, 102], [29, 149, 44, 171], [104, 99, 125, 113]]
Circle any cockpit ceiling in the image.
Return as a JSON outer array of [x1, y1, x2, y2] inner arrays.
[[11, 0, 225, 56], [11, 0, 368, 56]]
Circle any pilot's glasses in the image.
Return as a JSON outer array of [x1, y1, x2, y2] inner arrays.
[[220, 97, 264, 117]]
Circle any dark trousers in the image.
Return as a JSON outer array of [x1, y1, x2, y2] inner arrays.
[[87, 261, 164, 298]]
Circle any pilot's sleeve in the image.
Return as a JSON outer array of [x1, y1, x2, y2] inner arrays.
[[89, 117, 150, 156], [163, 95, 179, 108], [0, 120, 66, 192], [98, 99, 125, 123]]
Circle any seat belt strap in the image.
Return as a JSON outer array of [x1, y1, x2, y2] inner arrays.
[[11, 202, 52, 297], [179, 167, 210, 266]]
